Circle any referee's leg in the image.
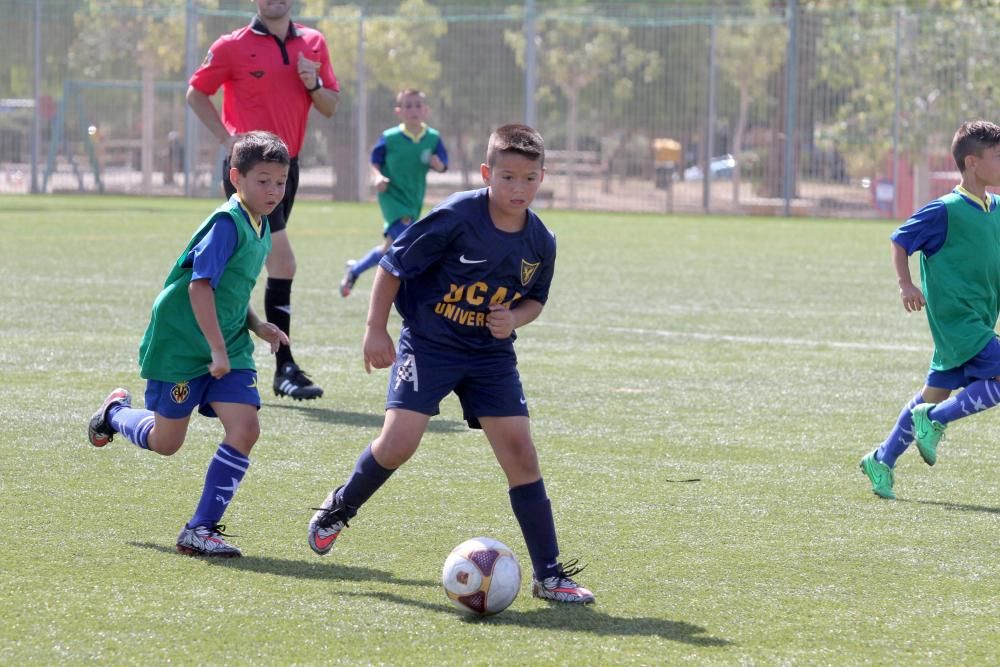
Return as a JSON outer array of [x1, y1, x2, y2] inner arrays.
[[224, 156, 324, 401]]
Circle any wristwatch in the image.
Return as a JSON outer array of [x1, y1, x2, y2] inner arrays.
[[306, 77, 323, 93]]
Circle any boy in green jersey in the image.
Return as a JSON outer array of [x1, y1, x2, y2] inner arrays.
[[339, 89, 448, 297], [861, 121, 1000, 499], [87, 131, 291, 557]]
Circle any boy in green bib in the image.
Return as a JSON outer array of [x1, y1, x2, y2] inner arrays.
[[861, 121, 1000, 499], [339, 89, 448, 297], [87, 131, 291, 556]]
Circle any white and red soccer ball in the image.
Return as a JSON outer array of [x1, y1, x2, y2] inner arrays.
[[441, 537, 521, 616]]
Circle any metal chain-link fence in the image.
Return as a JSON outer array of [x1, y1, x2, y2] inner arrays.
[[3, 0, 998, 219]]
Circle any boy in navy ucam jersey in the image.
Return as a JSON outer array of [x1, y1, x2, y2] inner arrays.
[[308, 123, 594, 605]]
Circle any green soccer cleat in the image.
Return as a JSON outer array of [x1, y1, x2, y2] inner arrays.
[[859, 450, 895, 500], [910, 403, 945, 466]]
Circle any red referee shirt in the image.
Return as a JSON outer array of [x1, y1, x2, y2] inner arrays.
[[189, 15, 339, 158]]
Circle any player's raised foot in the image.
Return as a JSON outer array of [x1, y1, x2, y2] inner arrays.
[[531, 559, 595, 605], [308, 485, 350, 555], [176, 524, 242, 558], [859, 449, 895, 500], [274, 362, 324, 400], [911, 403, 945, 466], [339, 260, 358, 298], [87, 388, 131, 447]]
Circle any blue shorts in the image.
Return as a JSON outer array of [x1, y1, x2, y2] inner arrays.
[[145, 369, 261, 419], [384, 217, 412, 240], [386, 331, 529, 429], [926, 337, 1000, 390]]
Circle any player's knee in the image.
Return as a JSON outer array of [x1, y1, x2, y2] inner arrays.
[[372, 434, 419, 468], [507, 441, 540, 473], [151, 435, 185, 457], [224, 422, 260, 449]]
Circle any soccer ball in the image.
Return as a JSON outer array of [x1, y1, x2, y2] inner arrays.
[[441, 537, 521, 616]]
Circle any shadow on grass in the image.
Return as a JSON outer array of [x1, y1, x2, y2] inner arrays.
[[346, 591, 731, 647], [266, 402, 466, 433], [897, 498, 1000, 515], [129, 541, 433, 588]]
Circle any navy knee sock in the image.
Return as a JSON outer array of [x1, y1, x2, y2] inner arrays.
[[340, 444, 395, 516], [188, 444, 250, 529], [929, 379, 1000, 425], [108, 405, 154, 449], [876, 392, 924, 467], [352, 245, 384, 277], [509, 479, 560, 580]]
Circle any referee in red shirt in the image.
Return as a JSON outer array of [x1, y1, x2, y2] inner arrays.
[[187, 0, 339, 401]]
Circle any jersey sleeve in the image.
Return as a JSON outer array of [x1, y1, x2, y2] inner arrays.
[[315, 35, 340, 93], [890, 199, 948, 257], [188, 35, 234, 96], [370, 134, 388, 166], [525, 231, 556, 305], [185, 216, 238, 289], [434, 137, 449, 168], [379, 207, 457, 279]]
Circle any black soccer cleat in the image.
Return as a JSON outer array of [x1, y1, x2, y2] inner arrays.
[[88, 388, 131, 447], [273, 362, 324, 400]]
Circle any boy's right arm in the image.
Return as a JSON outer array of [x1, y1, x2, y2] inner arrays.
[[189, 278, 231, 378], [363, 267, 402, 373], [891, 240, 925, 312], [370, 163, 389, 192]]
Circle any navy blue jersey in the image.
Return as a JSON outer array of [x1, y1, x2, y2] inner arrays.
[[378, 188, 556, 351]]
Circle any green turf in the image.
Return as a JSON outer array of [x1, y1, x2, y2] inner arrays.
[[4, 194, 1000, 664]]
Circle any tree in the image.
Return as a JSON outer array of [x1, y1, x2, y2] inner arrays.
[[303, 0, 446, 199], [716, 1, 786, 205], [504, 6, 660, 209], [65, 0, 206, 189]]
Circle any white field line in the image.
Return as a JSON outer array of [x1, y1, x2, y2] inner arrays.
[[535, 320, 926, 353]]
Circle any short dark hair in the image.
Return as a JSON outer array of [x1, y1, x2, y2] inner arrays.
[[231, 131, 290, 174], [396, 88, 425, 106], [486, 124, 545, 168], [952, 121, 1000, 172]]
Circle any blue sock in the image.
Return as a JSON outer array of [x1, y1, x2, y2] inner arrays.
[[876, 392, 924, 467], [109, 405, 154, 450], [188, 444, 249, 529], [509, 479, 560, 580], [352, 245, 384, 277], [340, 443, 395, 516], [929, 379, 1000, 425]]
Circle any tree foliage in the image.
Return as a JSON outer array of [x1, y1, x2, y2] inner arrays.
[[504, 4, 660, 206], [304, 0, 446, 105]]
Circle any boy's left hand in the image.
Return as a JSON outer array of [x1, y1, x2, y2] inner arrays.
[[486, 304, 515, 339], [255, 322, 290, 354], [428, 155, 445, 172]]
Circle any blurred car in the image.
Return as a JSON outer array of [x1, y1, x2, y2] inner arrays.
[[683, 154, 736, 181]]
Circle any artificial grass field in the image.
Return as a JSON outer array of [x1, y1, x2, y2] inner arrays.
[[3, 194, 999, 665]]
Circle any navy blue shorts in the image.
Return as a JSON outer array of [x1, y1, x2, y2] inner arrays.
[[384, 217, 412, 240], [926, 337, 1000, 390], [386, 331, 529, 429], [145, 369, 261, 419]]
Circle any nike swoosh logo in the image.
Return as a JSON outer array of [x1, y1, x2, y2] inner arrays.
[[313, 532, 337, 550], [459, 255, 487, 264], [519, 397, 527, 405]]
